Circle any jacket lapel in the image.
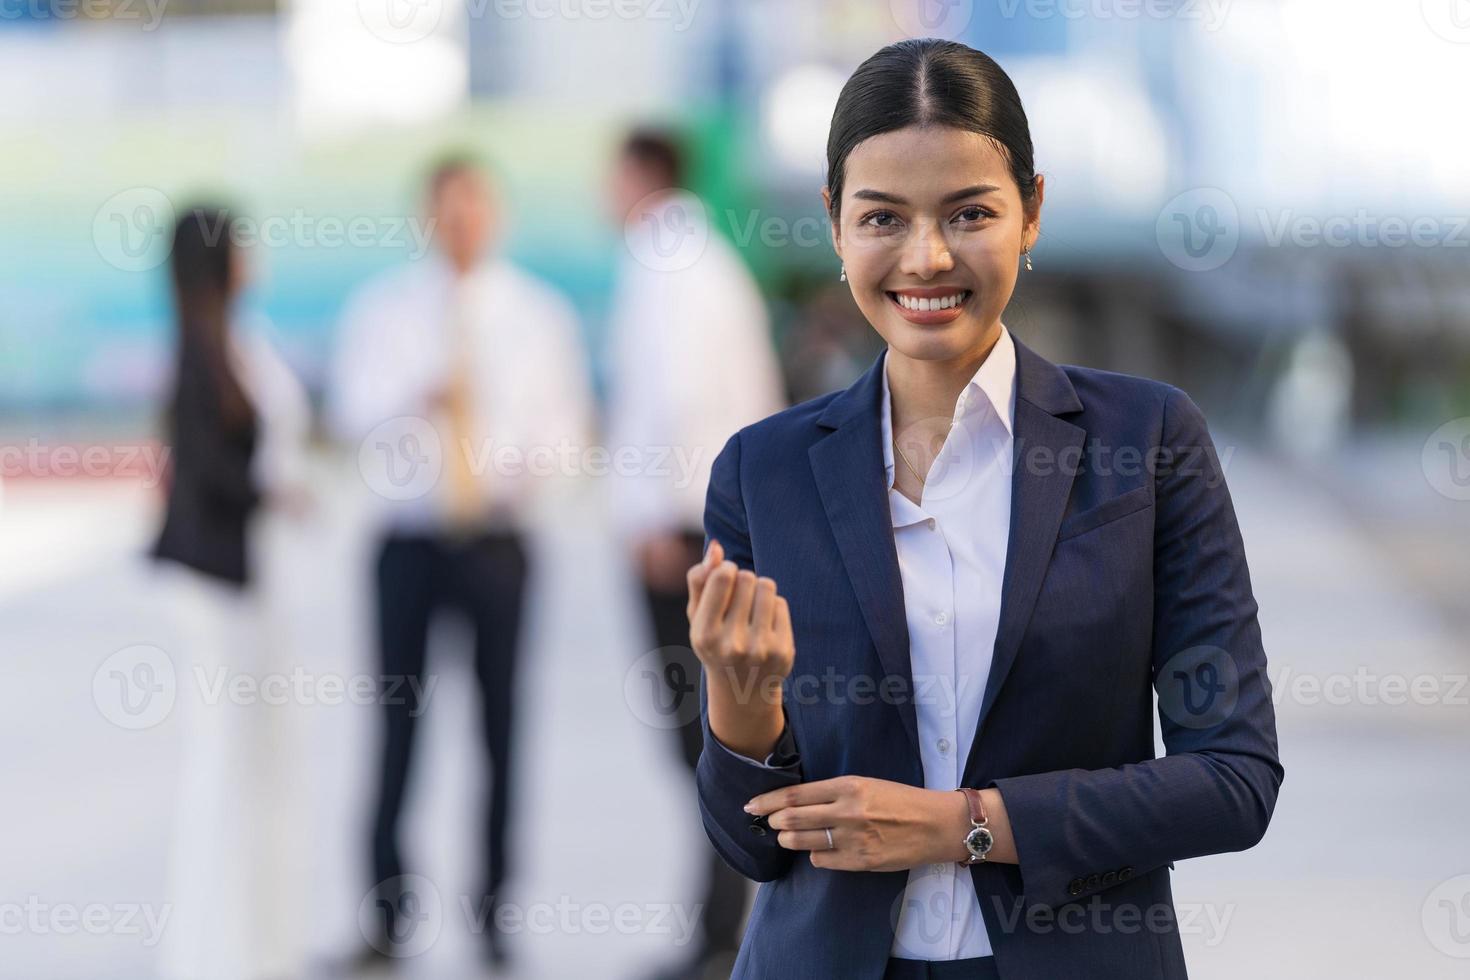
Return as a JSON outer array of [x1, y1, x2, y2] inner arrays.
[[960, 335, 1085, 786], [808, 352, 921, 770]]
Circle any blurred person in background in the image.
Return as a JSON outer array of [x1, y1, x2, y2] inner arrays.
[[781, 280, 887, 405], [150, 205, 314, 980], [326, 154, 594, 973], [604, 128, 785, 980]]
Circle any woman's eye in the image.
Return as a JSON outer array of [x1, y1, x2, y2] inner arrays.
[[954, 206, 993, 223], [860, 211, 901, 232]]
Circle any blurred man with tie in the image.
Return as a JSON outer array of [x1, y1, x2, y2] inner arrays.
[[605, 129, 786, 980], [328, 154, 594, 972]]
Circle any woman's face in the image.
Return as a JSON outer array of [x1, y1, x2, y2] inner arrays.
[[824, 125, 1042, 364]]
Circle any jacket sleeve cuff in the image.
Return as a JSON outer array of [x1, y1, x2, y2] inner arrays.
[[695, 705, 803, 882], [988, 771, 1168, 911], [706, 718, 800, 770]]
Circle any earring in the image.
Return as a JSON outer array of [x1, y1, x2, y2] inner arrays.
[[839, 265, 847, 282], [1024, 248, 1033, 272]]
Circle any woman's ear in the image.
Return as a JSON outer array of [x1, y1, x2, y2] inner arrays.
[[820, 185, 842, 257], [1024, 173, 1046, 250]]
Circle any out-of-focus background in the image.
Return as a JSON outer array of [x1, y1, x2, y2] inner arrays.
[[2, 1, 1468, 978]]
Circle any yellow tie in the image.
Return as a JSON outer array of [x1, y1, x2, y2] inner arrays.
[[442, 285, 482, 530]]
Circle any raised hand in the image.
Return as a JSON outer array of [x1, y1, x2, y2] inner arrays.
[[685, 539, 795, 757]]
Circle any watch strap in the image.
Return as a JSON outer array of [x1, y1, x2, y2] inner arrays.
[[958, 787, 988, 827]]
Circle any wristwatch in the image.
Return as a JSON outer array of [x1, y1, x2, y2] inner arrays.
[[956, 787, 994, 865]]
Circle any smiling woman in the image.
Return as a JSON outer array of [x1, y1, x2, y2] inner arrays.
[[684, 37, 1282, 980], [820, 59, 1045, 509]]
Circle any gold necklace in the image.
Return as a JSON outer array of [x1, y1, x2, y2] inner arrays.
[[892, 423, 953, 485], [893, 436, 926, 483]]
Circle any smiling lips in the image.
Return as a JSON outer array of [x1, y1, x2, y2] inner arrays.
[[886, 287, 972, 324]]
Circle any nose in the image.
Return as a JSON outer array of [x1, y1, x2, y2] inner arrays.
[[898, 217, 954, 280]]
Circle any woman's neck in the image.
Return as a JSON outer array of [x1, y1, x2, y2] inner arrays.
[[885, 323, 1003, 430]]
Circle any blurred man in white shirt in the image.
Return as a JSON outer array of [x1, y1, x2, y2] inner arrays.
[[327, 155, 594, 972], [605, 130, 785, 980]]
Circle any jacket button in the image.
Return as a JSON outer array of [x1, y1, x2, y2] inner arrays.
[[1101, 870, 1117, 886], [1067, 877, 1084, 896], [748, 823, 767, 836], [1119, 866, 1134, 881], [1085, 873, 1101, 889]]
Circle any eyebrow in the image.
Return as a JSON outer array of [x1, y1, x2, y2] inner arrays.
[[851, 184, 1001, 206]]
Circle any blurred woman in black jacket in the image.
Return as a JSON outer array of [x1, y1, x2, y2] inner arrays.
[[152, 207, 262, 583], [151, 207, 312, 980]]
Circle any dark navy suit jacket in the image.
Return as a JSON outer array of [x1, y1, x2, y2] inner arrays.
[[696, 333, 1284, 979]]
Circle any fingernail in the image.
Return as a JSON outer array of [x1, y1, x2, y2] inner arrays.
[[743, 802, 755, 813]]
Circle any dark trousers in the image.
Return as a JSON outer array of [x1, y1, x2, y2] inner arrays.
[[643, 530, 748, 960], [368, 530, 529, 945], [882, 956, 1001, 980]]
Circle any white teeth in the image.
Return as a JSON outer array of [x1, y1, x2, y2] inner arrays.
[[894, 291, 966, 312]]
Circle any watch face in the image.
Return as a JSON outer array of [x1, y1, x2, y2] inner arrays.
[[965, 826, 994, 857]]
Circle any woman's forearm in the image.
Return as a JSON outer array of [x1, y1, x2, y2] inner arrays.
[[707, 677, 786, 761]]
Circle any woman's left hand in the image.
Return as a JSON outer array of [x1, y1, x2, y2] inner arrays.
[[745, 776, 972, 872]]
